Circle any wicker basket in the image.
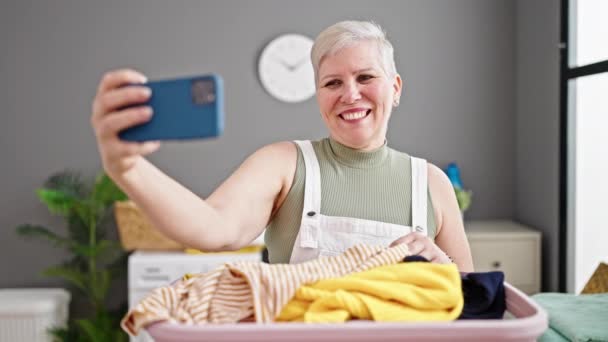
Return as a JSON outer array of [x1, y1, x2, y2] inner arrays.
[[581, 262, 608, 294], [114, 201, 184, 251]]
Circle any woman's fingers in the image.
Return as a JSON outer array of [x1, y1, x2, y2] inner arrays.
[[92, 69, 149, 126], [97, 69, 147, 95], [95, 86, 151, 119], [139, 140, 161, 156], [389, 231, 422, 247], [96, 106, 153, 139], [391, 232, 449, 263], [91, 69, 155, 177], [406, 240, 425, 255]]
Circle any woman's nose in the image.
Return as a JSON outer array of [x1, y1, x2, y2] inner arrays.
[[340, 82, 362, 104]]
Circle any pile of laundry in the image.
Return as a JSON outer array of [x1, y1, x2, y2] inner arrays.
[[122, 244, 505, 336]]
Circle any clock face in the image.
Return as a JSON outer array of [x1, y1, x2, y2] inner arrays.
[[258, 34, 316, 103]]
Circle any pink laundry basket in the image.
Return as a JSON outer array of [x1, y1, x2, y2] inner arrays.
[[146, 282, 548, 342]]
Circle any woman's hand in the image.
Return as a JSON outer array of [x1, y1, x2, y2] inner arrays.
[[390, 232, 452, 264], [91, 69, 161, 178]]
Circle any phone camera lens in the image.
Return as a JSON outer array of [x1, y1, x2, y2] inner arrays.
[[191, 79, 215, 105]]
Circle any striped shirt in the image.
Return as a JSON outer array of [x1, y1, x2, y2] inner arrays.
[[122, 243, 412, 335]]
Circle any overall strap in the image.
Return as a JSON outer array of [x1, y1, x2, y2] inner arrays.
[[410, 157, 428, 236], [293, 140, 322, 248]]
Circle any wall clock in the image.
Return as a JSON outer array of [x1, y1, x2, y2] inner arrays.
[[258, 34, 316, 103]]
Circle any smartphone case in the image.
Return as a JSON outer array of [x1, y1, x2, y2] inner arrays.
[[119, 74, 224, 142]]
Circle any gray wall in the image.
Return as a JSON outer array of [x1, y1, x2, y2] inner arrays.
[[515, 0, 561, 292], [1, 0, 559, 298]]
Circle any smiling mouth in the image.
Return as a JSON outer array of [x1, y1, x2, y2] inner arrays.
[[339, 109, 372, 122]]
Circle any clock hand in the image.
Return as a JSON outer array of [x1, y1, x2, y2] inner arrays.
[[273, 56, 306, 72], [292, 57, 309, 70], [274, 56, 293, 71]]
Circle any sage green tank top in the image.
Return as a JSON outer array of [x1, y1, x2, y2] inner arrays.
[[264, 138, 437, 263]]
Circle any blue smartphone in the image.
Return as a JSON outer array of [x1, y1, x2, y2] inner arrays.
[[119, 74, 224, 142]]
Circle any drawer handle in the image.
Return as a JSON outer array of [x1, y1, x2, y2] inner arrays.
[[492, 261, 501, 268]]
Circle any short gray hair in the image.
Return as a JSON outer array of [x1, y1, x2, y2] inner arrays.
[[311, 20, 397, 84]]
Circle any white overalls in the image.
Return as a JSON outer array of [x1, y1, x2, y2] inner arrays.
[[289, 140, 429, 264]]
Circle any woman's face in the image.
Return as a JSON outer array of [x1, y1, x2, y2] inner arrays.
[[316, 40, 402, 150]]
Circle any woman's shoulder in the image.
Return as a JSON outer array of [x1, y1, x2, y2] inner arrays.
[[260, 139, 324, 152], [248, 140, 299, 189], [254, 140, 298, 158], [233, 141, 298, 181]]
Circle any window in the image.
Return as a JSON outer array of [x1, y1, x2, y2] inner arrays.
[[574, 1, 608, 66], [561, 0, 608, 293]]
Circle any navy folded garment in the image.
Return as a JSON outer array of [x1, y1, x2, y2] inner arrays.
[[401, 255, 506, 319], [458, 271, 506, 319]]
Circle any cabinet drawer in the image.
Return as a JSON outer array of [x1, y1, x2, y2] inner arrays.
[[468, 238, 538, 290]]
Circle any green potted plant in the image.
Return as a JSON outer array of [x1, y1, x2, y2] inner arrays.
[[16, 170, 129, 342]]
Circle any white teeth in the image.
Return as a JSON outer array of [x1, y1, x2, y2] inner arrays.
[[342, 111, 367, 121]]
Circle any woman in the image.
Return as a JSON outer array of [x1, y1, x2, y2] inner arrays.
[[91, 20, 474, 271]]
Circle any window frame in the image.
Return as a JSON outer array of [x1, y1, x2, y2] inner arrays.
[[559, 0, 608, 292]]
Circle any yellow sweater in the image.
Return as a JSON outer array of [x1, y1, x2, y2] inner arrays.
[[277, 262, 463, 323]]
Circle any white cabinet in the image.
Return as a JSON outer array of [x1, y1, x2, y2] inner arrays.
[[465, 220, 542, 294]]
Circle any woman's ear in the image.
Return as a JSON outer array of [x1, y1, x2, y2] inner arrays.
[[393, 74, 403, 106]]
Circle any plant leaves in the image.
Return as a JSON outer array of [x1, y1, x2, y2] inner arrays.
[[70, 240, 120, 259], [90, 270, 111, 304], [92, 173, 127, 207], [43, 265, 88, 293], [47, 323, 87, 342], [66, 212, 91, 247], [74, 308, 126, 342], [113, 330, 129, 342], [15, 224, 72, 248], [75, 319, 104, 342], [37, 188, 80, 217], [44, 170, 89, 199], [65, 212, 107, 248], [47, 326, 71, 342], [73, 201, 96, 230], [107, 304, 131, 342], [64, 256, 87, 273], [95, 240, 125, 268], [94, 208, 116, 240], [69, 243, 95, 259]]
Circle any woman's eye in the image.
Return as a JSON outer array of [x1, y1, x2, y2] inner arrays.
[[324, 80, 341, 88], [358, 74, 374, 82]]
